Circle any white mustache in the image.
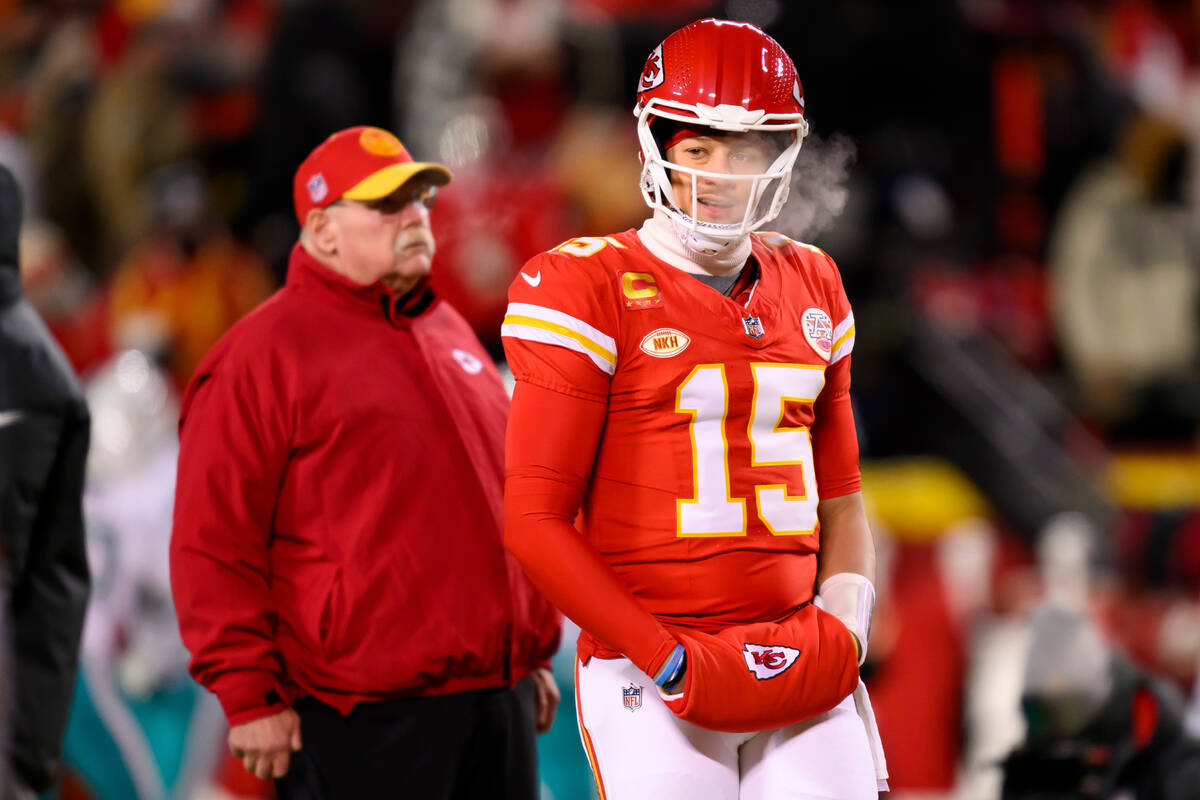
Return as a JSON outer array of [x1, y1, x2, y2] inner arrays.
[[395, 228, 435, 254]]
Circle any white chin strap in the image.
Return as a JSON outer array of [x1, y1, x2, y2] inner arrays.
[[636, 165, 772, 256], [667, 211, 745, 256]]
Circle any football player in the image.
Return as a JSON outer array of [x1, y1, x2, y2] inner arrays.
[[502, 18, 888, 799]]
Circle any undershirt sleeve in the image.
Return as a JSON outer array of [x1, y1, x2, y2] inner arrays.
[[504, 380, 679, 677], [812, 354, 862, 499], [812, 250, 862, 499]]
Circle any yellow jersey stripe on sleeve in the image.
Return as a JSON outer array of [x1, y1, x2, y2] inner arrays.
[[830, 311, 855, 363], [832, 324, 855, 352], [505, 302, 617, 352], [831, 329, 855, 364], [502, 313, 617, 376], [832, 311, 855, 343]]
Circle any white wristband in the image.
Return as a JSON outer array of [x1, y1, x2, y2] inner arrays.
[[819, 572, 876, 665]]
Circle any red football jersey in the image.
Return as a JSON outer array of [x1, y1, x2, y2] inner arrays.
[[502, 229, 860, 650]]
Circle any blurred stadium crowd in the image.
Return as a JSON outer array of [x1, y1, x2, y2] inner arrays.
[[3, 0, 1200, 797]]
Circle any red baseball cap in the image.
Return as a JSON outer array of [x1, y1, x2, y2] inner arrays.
[[292, 126, 452, 224]]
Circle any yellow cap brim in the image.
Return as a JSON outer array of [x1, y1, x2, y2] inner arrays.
[[342, 162, 452, 201]]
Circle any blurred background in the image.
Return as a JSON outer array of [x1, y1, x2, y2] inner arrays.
[[4, 0, 1200, 797]]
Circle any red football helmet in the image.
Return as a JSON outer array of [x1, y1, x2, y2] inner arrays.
[[634, 19, 809, 247]]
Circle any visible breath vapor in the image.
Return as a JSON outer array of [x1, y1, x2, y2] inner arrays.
[[774, 132, 857, 243]]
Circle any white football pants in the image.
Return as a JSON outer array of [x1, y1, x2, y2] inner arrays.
[[575, 656, 880, 800]]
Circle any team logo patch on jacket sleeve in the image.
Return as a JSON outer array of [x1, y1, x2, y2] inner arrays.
[[742, 643, 800, 680], [451, 348, 483, 374]]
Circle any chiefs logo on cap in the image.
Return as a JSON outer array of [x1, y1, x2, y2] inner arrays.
[[359, 127, 405, 157], [639, 44, 664, 92]]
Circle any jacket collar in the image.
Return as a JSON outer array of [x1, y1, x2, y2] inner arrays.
[[285, 242, 436, 323]]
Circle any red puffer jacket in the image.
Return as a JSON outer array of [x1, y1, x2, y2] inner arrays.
[[170, 244, 560, 726]]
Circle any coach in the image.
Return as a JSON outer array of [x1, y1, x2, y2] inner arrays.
[[169, 126, 561, 799]]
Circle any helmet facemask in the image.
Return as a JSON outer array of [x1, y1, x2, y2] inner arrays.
[[636, 97, 808, 253]]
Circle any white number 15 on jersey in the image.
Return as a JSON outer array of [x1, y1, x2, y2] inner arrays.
[[676, 363, 824, 537]]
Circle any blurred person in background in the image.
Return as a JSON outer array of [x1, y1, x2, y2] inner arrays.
[[18, 219, 111, 378], [58, 348, 231, 800], [0, 164, 91, 796], [169, 126, 561, 799], [81, 14, 195, 269], [502, 19, 886, 799], [1002, 604, 1200, 800], [1049, 113, 1199, 442], [17, 9, 106, 273], [397, 0, 586, 356], [107, 161, 275, 392]]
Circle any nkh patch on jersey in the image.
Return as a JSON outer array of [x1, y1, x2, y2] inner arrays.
[[742, 643, 801, 680], [639, 328, 690, 358]]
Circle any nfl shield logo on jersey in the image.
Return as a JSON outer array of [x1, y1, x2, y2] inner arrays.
[[742, 315, 765, 340], [743, 643, 801, 680], [622, 683, 643, 711]]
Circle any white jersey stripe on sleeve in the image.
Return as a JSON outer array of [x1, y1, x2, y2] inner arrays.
[[506, 303, 617, 353], [500, 323, 617, 376], [830, 328, 855, 364], [830, 311, 855, 364], [832, 311, 855, 343]]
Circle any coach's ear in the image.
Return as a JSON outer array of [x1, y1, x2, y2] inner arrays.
[[303, 206, 339, 258]]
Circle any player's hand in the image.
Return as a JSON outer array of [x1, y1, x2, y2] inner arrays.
[[228, 707, 302, 780], [530, 667, 561, 733]]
